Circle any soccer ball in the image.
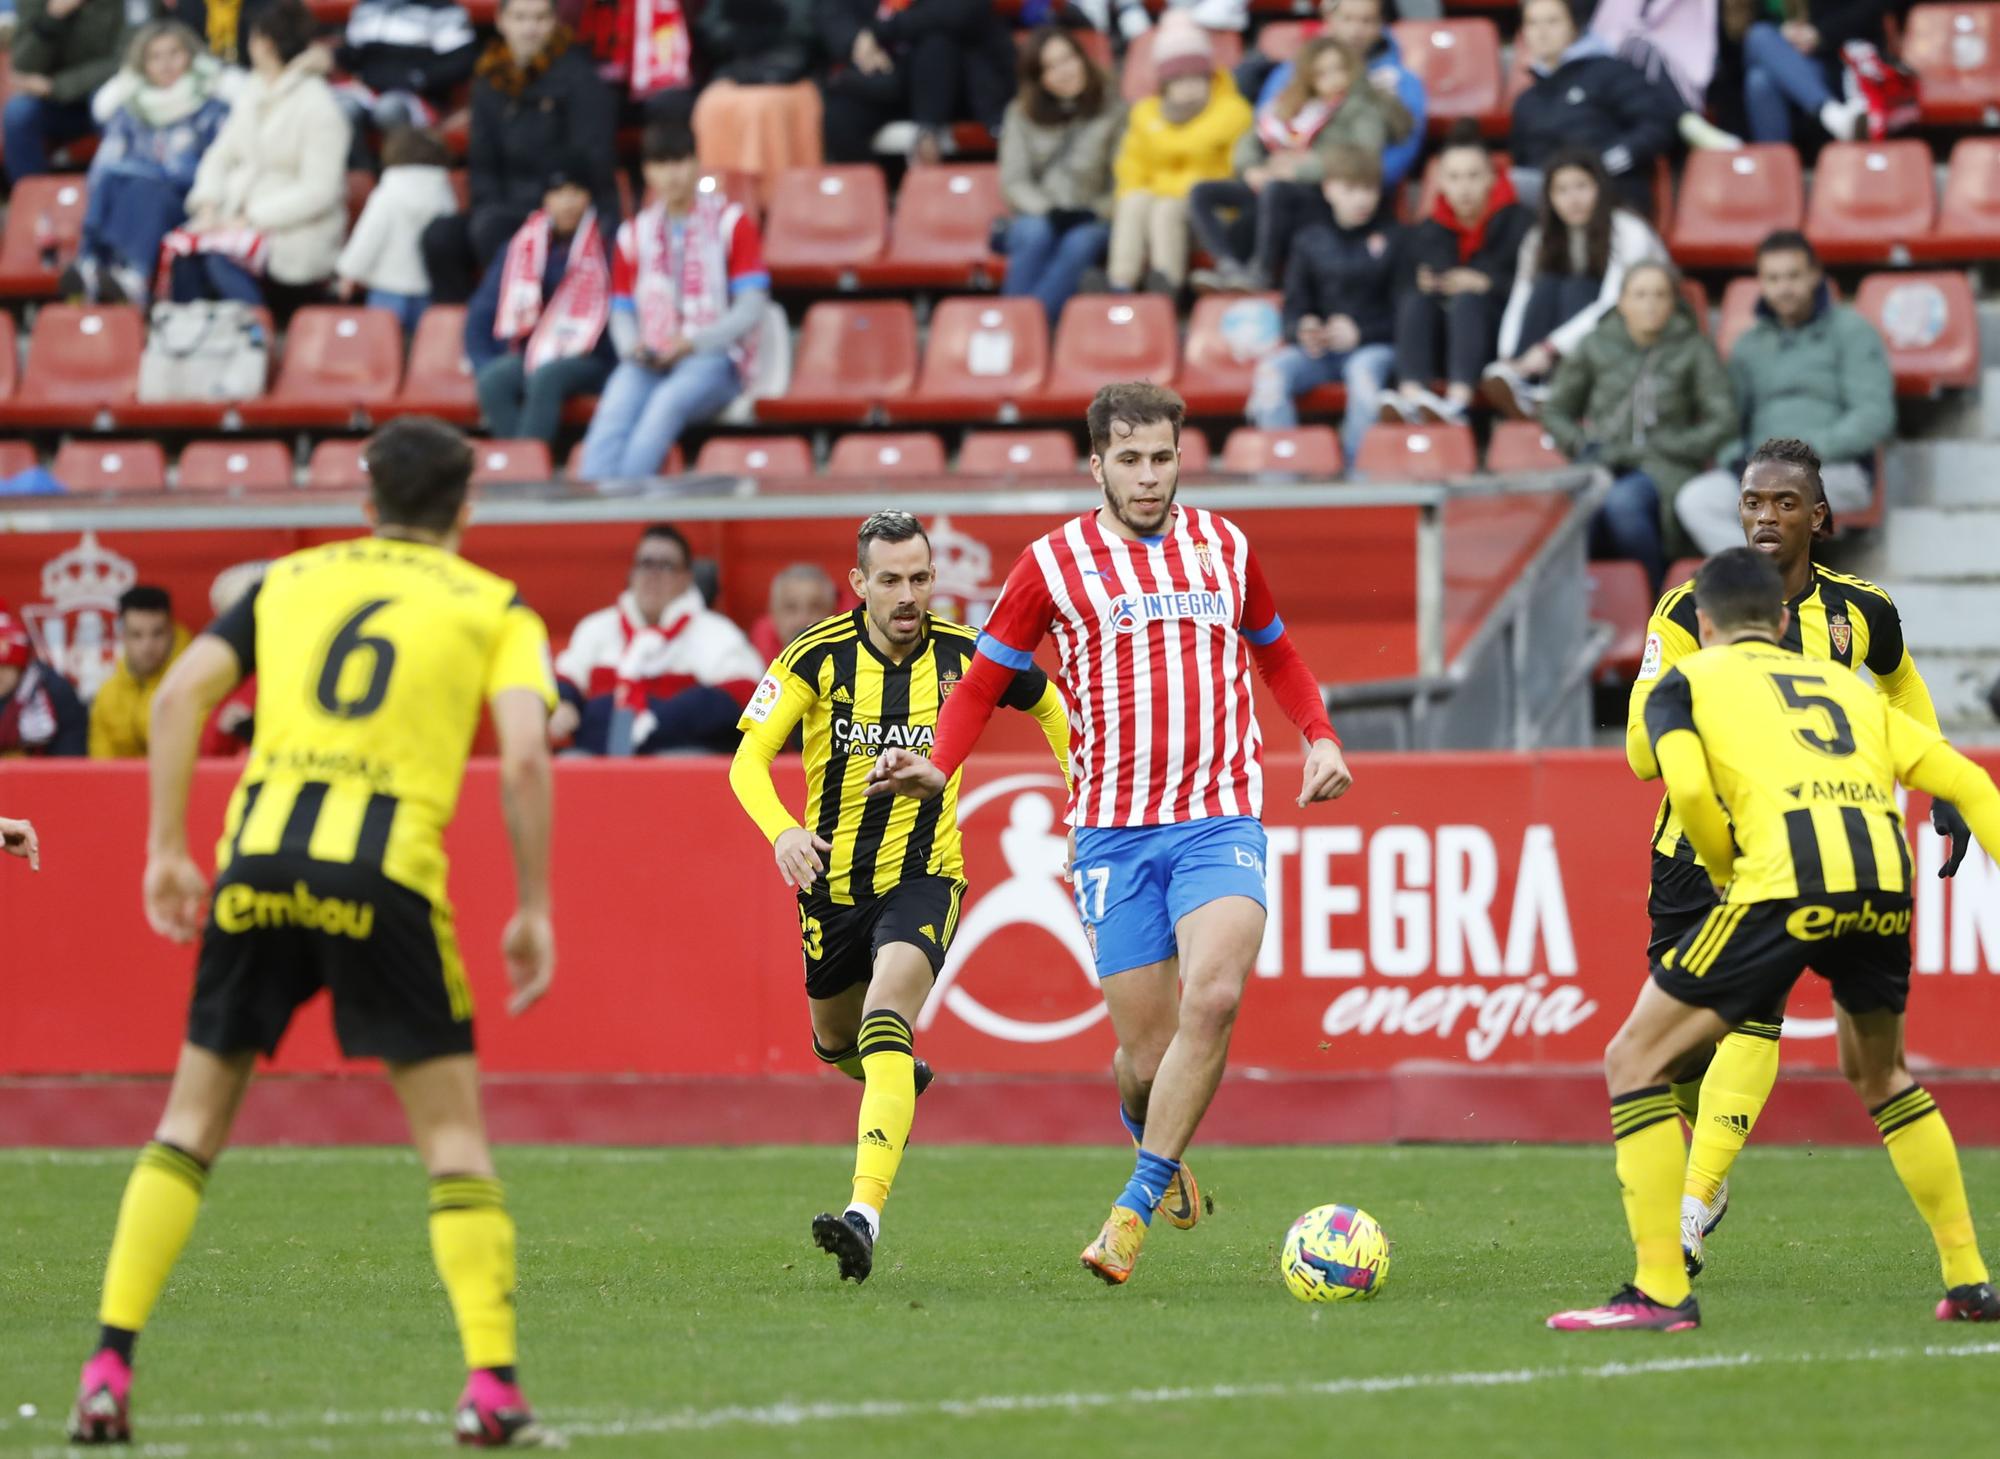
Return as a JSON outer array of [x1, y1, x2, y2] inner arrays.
[[1280, 1203, 1390, 1303]]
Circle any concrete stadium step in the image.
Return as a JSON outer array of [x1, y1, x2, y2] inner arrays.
[[1884, 506, 2000, 579], [1878, 581, 2000, 655], [1885, 440, 2000, 504]]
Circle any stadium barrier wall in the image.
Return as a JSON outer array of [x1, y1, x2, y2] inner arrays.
[[4, 753, 1998, 1146]]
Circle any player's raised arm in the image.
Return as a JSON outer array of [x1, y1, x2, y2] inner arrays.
[[728, 662, 828, 889], [144, 624, 247, 942], [1642, 666, 1735, 887], [1885, 706, 2000, 871], [1, 815, 39, 870], [1240, 548, 1350, 806], [1856, 588, 1973, 875], [487, 597, 560, 1015]]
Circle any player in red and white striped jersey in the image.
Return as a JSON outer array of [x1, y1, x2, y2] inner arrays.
[[869, 382, 1353, 1285]]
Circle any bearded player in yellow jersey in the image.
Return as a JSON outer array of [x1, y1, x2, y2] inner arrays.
[[66, 420, 561, 1449], [1626, 437, 1974, 1278], [1552, 546, 2000, 1332]]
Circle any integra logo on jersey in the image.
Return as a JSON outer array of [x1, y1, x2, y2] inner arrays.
[[1106, 590, 1232, 635], [832, 715, 935, 758], [1785, 899, 1912, 941], [214, 882, 376, 940]]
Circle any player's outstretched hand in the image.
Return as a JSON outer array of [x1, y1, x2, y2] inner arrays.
[[775, 827, 833, 889], [867, 747, 947, 802], [1298, 738, 1354, 807], [502, 909, 555, 1015], [144, 851, 209, 943], [1, 816, 39, 871], [1933, 800, 1972, 878]]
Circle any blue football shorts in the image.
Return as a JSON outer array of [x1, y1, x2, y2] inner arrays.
[[1070, 815, 1269, 978]]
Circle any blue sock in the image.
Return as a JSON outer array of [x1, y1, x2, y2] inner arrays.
[[1117, 1103, 1145, 1144], [1114, 1148, 1180, 1226]]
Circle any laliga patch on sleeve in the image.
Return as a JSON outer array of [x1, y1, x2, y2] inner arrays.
[[1637, 633, 1663, 681], [746, 674, 784, 723]]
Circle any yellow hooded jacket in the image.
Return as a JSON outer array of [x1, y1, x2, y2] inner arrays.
[[88, 624, 190, 759], [1114, 71, 1253, 200]]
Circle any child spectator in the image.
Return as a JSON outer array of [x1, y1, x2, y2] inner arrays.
[[336, 126, 459, 333], [1510, 0, 1681, 213], [1239, 0, 1428, 190], [1245, 143, 1399, 464], [332, 0, 479, 156], [817, 0, 1017, 164], [6, 0, 128, 180]]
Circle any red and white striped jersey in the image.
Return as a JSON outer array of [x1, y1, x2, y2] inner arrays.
[[976, 506, 1289, 828]]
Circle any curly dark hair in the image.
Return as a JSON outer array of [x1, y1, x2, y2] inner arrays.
[[1532, 149, 1618, 280], [1745, 436, 1835, 540], [1016, 26, 1109, 128], [1086, 382, 1184, 457]]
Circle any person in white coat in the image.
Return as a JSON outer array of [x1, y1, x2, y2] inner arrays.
[[334, 126, 459, 332]]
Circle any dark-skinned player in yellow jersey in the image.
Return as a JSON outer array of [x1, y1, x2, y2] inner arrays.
[[1627, 437, 1974, 1280]]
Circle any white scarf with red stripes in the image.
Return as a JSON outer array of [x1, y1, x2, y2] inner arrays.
[[494, 208, 610, 374], [627, 195, 757, 377]]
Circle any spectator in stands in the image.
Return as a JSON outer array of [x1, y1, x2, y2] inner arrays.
[[87, 585, 187, 759], [148, 0, 253, 67], [1378, 123, 1527, 426], [1540, 261, 1737, 591], [817, 0, 1016, 164], [1591, 0, 1732, 129], [1736, 0, 1879, 144], [572, 0, 698, 122], [1510, 0, 1681, 214], [551, 524, 767, 754], [1102, 13, 1251, 295], [423, 0, 620, 304], [750, 561, 839, 661], [335, 127, 458, 333], [1188, 36, 1411, 294], [1674, 230, 1893, 552], [1245, 143, 1399, 463], [1238, 0, 1427, 190], [0, 610, 87, 758], [170, 0, 349, 307], [465, 155, 618, 448], [64, 20, 236, 306], [198, 560, 264, 757], [332, 0, 479, 162], [579, 121, 768, 480], [5, 0, 129, 181], [997, 26, 1123, 327], [1481, 149, 1667, 421]]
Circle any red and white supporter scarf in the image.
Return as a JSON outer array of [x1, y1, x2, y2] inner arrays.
[[155, 225, 267, 293], [493, 209, 611, 375], [631, 0, 692, 98], [628, 196, 758, 378], [1255, 94, 1339, 155]]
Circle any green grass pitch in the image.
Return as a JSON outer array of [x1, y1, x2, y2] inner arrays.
[[3, 1144, 1996, 1458]]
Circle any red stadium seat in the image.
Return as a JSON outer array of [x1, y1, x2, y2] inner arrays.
[[1485, 421, 1568, 473], [0, 441, 38, 477], [1902, 5, 2000, 126], [1667, 145, 1804, 269], [1665, 557, 1702, 590], [756, 300, 917, 425], [1177, 293, 1290, 416], [826, 432, 948, 477], [1025, 295, 1179, 418], [1912, 138, 2000, 262], [1392, 20, 1505, 136], [564, 440, 682, 477], [1854, 271, 1981, 395], [1804, 141, 1936, 265], [1352, 423, 1478, 481], [697, 169, 763, 216], [1589, 561, 1653, 683], [177, 441, 294, 491], [1679, 277, 1713, 334], [51, 440, 168, 494], [238, 307, 404, 428], [856, 165, 1004, 289], [896, 297, 1050, 422], [394, 305, 479, 424], [694, 436, 815, 477], [1220, 426, 1343, 475], [305, 439, 370, 490], [0, 305, 143, 428], [471, 439, 555, 484], [1120, 25, 1244, 103], [1175, 429, 1213, 474], [762, 165, 889, 288], [0, 313, 15, 399], [0, 174, 88, 296], [957, 430, 1079, 475], [1257, 20, 1315, 61]]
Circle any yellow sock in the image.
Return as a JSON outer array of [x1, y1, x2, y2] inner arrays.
[[428, 1176, 517, 1370], [1670, 1078, 1704, 1128], [1874, 1085, 1990, 1290], [850, 1010, 917, 1214], [812, 1035, 866, 1082], [1612, 1086, 1691, 1306], [99, 1141, 208, 1332], [1685, 1021, 1782, 1204]]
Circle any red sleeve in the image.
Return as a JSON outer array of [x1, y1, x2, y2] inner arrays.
[[1240, 546, 1282, 643], [930, 650, 1013, 779], [727, 211, 767, 284], [979, 547, 1058, 662]]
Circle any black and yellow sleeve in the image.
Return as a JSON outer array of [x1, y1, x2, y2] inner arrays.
[[1856, 586, 1943, 734], [204, 580, 261, 676], [1627, 587, 1701, 778]]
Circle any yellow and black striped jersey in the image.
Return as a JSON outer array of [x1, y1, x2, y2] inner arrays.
[[734, 609, 1064, 905], [1627, 563, 1940, 863], [1643, 640, 1942, 903], [206, 537, 557, 906]]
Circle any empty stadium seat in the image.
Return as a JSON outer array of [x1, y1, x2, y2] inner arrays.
[[756, 300, 917, 425], [826, 432, 949, 477], [394, 305, 479, 424], [0, 314, 15, 399], [1177, 293, 1288, 416], [1903, 5, 2000, 126], [1175, 429, 1214, 474], [1220, 426, 1343, 475], [177, 441, 294, 491], [1854, 271, 1981, 395], [694, 436, 815, 477], [1391, 19, 1505, 135], [0, 305, 143, 427], [1804, 141, 1936, 265], [1589, 561, 1654, 683], [0, 174, 87, 296], [1120, 25, 1245, 102], [957, 430, 1079, 475], [1664, 557, 1702, 590], [471, 440, 555, 484], [0, 442, 38, 478], [1352, 423, 1478, 481], [238, 307, 404, 428], [1485, 421, 1568, 473], [1912, 138, 2000, 262], [856, 165, 1004, 288], [1667, 146, 1804, 269], [895, 297, 1050, 422], [763, 166, 889, 288], [1026, 295, 1179, 417], [51, 440, 168, 494], [306, 439, 370, 490]]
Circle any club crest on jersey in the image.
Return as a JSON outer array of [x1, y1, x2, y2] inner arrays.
[[1192, 539, 1216, 582], [1106, 590, 1231, 635], [939, 666, 960, 699], [1828, 612, 1852, 656]]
